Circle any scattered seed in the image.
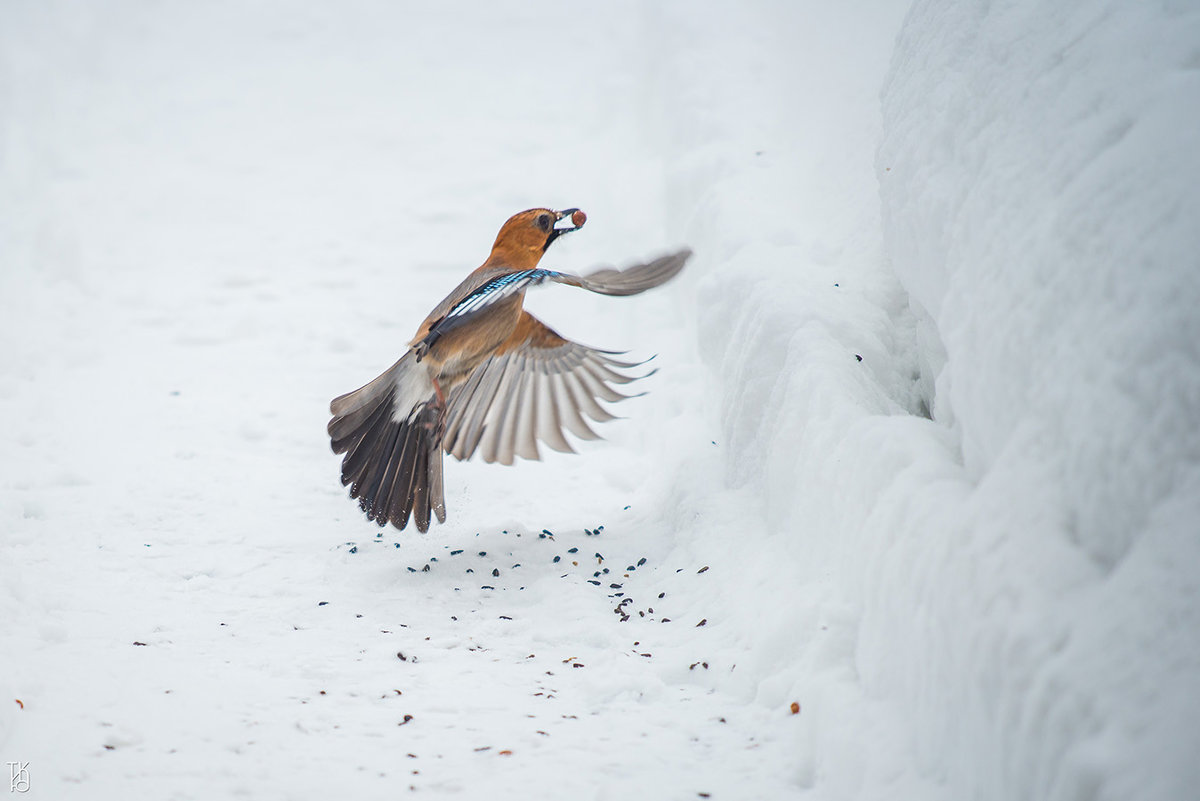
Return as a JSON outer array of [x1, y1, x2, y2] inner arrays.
[[318, 601, 329, 606], [492, 568, 500, 577], [790, 702, 801, 714], [696, 619, 707, 627], [397, 652, 407, 661], [638, 557, 647, 566], [399, 714, 414, 725], [553, 556, 561, 563], [698, 566, 709, 574], [568, 547, 578, 554], [451, 549, 463, 556]]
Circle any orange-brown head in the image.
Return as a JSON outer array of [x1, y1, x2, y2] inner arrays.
[[484, 207, 586, 270]]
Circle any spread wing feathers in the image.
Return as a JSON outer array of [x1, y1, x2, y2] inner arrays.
[[442, 312, 653, 465], [551, 249, 691, 297], [328, 355, 447, 532]]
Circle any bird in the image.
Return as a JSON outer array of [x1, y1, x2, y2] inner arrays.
[[327, 207, 690, 532]]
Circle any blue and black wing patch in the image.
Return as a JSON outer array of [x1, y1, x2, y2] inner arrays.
[[415, 269, 564, 359], [445, 269, 562, 320]]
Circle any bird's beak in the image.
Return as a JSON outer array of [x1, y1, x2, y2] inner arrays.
[[545, 208, 585, 249]]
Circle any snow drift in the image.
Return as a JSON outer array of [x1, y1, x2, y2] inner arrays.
[[652, 0, 1200, 799]]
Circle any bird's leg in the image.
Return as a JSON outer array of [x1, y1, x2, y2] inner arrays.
[[431, 376, 446, 407]]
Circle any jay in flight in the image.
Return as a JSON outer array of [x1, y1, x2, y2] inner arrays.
[[328, 207, 690, 532]]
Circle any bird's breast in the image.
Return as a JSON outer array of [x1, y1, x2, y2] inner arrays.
[[425, 292, 524, 385]]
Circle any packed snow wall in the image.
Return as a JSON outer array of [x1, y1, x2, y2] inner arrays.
[[650, 0, 1200, 798], [876, 2, 1200, 797]]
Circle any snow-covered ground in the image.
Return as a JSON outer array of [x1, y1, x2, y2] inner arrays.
[[2, 1, 1197, 799]]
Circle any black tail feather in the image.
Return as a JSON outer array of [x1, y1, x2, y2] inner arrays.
[[331, 390, 445, 532]]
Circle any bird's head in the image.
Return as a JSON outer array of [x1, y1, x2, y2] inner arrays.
[[486, 207, 587, 268]]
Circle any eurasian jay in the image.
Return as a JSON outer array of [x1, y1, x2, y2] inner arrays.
[[328, 207, 690, 532]]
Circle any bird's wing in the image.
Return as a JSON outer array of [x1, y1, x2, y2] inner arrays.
[[414, 267, 564, 358], [415, 250, 691, 356], [549, 249, 691, 296], [442, 311, 652, 465]]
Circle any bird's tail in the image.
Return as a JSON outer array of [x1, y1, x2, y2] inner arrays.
[[328, 352, 447, 532]]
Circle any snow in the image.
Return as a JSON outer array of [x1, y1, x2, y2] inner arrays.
[[2, 1, 1198, 799]]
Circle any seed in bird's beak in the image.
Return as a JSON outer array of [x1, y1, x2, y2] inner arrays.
[[554, 208, 586, 233]]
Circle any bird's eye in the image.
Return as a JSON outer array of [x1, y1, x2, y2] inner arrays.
[[536, 213, 552, 232]]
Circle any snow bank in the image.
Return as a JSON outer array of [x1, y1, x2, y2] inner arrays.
[[650, 0, 1200, 798], [875, 1, 1200, 796]]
